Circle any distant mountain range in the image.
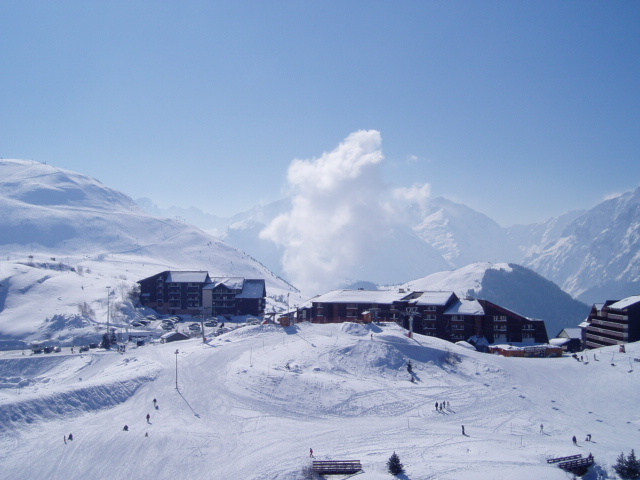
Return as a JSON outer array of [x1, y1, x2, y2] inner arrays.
[[145, 187, 639, 306], [1, 158, 636, 343]]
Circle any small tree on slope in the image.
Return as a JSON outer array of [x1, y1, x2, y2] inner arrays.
[[614, 450, 640, 480], [387, 452, 404, 476]]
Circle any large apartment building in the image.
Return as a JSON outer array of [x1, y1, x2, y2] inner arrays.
[[581, 295, 640, 349], [300, 289, 548, 347], [138, 271, 266, 317]]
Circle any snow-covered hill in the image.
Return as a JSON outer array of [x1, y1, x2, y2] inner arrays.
[[524, 187, 640, 304], [0, 321, 636, 479], [402, 263, 590, 337], [0, 159, 298, 344]]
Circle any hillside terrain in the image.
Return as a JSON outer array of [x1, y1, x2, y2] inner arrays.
[[0, 159, 299, 345], [1, 322, 638, 479], [401, 263, 589, 337]]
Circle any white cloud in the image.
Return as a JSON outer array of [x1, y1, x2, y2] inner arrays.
[[261, 130, 412, 294], [604, 191, 623, 201], [393, 183, 431, 213]]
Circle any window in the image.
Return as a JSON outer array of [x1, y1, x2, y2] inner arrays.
[[424, 305, 437, 312], [494, 315, 507, 322]]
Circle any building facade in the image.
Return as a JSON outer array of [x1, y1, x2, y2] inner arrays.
[[302, 289, 548, 346], [581, 295, 640, 349], [138, 271, 266, 317]]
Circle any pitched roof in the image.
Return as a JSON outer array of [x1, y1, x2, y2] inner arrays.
[[311, 289, 412, 305], [203, 277, 245, 291], [414, 291, 456, 306], [444, 299, 484, 316], [608, 295, 640, 310], [236, 279, 266, 299], [166, 271, 210, 283]]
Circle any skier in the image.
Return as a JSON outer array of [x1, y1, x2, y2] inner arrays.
[[435, 402, 439, 411], [123, 425, 129, 431], [572, 435, 577, 445], [146, 413, 151, 423], [64, 435, 67, 444], [145, 432, 149, 437], [540, 423, 544, 433], [68, 433, 73, 441], [153, 398, 157, 407], [586, 433, 591, 441], [310, 448, 314, 458], [461, 425, 465, 435]]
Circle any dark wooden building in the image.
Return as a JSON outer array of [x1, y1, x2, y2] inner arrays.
[[138, 271, 266, 317], [301, 289, 549, 347], [202, 277, 266, 317], [138, 271, 211, 315], [581, 295, 640, 349]]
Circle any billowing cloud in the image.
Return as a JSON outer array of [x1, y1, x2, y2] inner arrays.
[[261, 130, 423, 294], [393, 183, 431, 214]]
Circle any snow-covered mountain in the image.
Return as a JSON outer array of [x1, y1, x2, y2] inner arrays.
[[0, 159, 298, 344], [1, 321, 638, 479], [410, 197, 523, 267], [523, 187, 640, 304], [401, 263, 590, 337]]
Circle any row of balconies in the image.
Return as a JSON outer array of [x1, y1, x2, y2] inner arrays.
[[586, 332, 623, 344], [590, 318, 628, 329], [587, 326, 627, 340], [607, 313, 628, 321]]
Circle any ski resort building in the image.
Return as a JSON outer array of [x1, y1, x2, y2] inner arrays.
[[581, 295, 640, 349], [301, 289, 548, 347], [138, 271, 266, 317]]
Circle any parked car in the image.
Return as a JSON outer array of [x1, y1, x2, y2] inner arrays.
[[204, 319, 217, 327], [161, 323, 174, 331], [79, 346, 90, 352], [188, 323, 201, 331], [246, 318, 261, 325], [131, 321, 143, 327]]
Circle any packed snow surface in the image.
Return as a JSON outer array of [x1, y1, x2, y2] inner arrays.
[[1, 322, 636, 479]]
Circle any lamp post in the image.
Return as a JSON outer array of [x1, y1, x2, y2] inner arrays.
[[174, 349, 179, 390], [106, 286, 111, 336]]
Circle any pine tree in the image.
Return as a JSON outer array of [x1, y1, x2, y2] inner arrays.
[[614, 450, 640, 480], [387, 451, 404, 476]]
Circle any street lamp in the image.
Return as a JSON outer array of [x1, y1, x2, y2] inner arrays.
[[106, 286, 111, 337], [174, 349, 179, 390]]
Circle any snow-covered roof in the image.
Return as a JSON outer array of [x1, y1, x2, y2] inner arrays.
[[311, 289, 411, 305], [444, 299, 484, 316], [414, 291, 456, 306], [204, 277, 245, 291], [608, 295, 640, 311], [236, 279, 266, 299], [166, 271, 209, 283], [549, 338, 571, 346], [557, 328, 582, 339], [578, 321, 590, 328]]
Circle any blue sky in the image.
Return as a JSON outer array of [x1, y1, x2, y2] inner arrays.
[[1, 1, 639, 226]]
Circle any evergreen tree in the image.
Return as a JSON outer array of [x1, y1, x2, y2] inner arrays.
[[387, 451, 404, 476], [101, 332, 111, 350], [614, 450, 640, 480]]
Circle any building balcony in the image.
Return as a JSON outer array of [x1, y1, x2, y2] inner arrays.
[[607, 313, 628, 321], [591, 318, 628, 329], [586, 332, 622, 344], [587, 327, 626, 340]]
